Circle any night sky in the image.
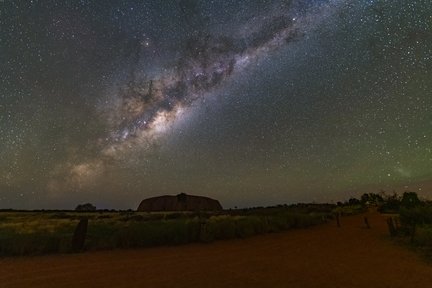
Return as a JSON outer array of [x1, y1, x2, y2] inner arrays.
[[1, 0, 432, 209]]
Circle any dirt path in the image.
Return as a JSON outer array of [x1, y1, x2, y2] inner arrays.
[[1, 211, 431, 288]]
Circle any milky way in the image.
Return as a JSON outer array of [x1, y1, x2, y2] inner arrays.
[[64, 0, 334, 191], [1, 0, 432, 209], [104, 5, 312, 153]]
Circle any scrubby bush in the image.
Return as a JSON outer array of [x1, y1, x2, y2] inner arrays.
[[378, 193, 401, 213], [360, 193, 384, 206], [265, 215, 286, 232], [115, 219, 200, 248], [164, 212, 186, 220], [333, 205, 365, 216], [0, 208, 331, 256], [401, 192, 421, 209], [388, 203, 432, 259], [235, 217, 260, 238], [49, 212, 73, 219], [0, 229, 72, 256], [413, 225, 432, 246], [208, 216, 237, 240], [399, 206, 432, 225]]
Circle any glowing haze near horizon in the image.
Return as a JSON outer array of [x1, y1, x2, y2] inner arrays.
[[1, 0, 432, 209]]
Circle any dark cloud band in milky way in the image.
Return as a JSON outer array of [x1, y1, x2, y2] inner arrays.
[[49, 0, 342, 192], [112, 16, 302, 143]]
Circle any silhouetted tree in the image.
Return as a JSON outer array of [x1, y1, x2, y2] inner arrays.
[[360, 193, 384, 205], [378, 192, 401, 213], [348, 198, 361, 205], [75, 203, 96, 211], [401, 192, 421, 208]]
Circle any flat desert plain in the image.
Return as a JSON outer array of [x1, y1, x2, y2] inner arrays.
[[1, 211, 432, 288]]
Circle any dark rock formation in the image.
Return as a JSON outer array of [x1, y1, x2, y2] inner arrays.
[[137, 193, 223, 212]]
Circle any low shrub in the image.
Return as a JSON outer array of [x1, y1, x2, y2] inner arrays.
[[0, 209, 330, 256], [0, 229, 72, 256], [115, 219, 200, 248], [387, 204, 432, 260], [208, 216, 237, 240], [400, 206, 432, 225], [413, 225, 432, 247], [333, 205, 365, 216], [235, 217, 259, 238]]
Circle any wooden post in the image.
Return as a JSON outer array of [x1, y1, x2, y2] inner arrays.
[[336, 213, 341, 228], [394, 218, 399, 230], [364, 217, 370, 229], [410, 224, 416, 243], [386, 217, 397, 237], [72, 218, 88, 252], [199, 217, 208, 242]]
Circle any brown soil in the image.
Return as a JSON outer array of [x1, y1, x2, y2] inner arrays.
[[1, 211, 431, 288]]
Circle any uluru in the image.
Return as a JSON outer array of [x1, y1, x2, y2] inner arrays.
[[137, 193, 223, 212]]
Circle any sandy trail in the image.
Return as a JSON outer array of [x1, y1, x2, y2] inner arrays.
[[1, 211, 431, 288]]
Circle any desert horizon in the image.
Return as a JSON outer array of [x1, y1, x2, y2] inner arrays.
[[2, 0, 432, 286]]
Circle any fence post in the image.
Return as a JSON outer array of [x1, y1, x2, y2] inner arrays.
[[198, 216, 208, 242], [364, 217, 370, 229], [386, 217, 397, 237], [72, 217, 88, 252], [410, 224, 416, 243], [336, 213, 341, 228]]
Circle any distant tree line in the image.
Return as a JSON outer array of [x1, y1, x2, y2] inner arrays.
[[344, 191, 424, 213]]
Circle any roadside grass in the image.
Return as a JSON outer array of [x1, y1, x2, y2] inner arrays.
[[0, 208, 330, 257], [332, 205, 366, 216], [387, 204, 432, 261]]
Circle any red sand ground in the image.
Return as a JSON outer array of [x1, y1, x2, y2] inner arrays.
[[1, 211, 432, 288]]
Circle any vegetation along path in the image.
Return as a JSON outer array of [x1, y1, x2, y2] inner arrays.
[[1, 211, 432, 288]]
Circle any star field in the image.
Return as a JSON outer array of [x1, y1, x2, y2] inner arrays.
[[1, 0, 432, 209]]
